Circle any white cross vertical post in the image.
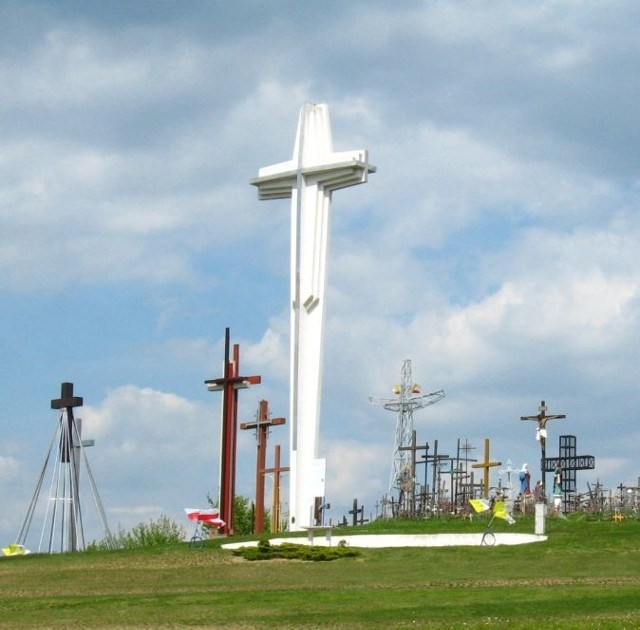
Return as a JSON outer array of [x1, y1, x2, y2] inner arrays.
[[251, 103, 375, 530]]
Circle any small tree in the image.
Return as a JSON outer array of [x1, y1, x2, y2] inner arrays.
[[206, 493, 269, 535], [233, 495, 254, 535], [89, 515, 185, 551]]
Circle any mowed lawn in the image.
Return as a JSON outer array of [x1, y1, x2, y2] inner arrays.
[[1, 516, 639, 628]]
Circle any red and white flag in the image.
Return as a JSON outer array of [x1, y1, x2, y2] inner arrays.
[[184, 508, 226, 527]]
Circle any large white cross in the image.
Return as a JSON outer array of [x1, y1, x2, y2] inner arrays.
[[251, 103, 375, 529]]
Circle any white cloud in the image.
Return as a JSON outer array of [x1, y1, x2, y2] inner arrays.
[[2, 1, 640, 543], [324, 439, 389, 521], [0, 455, 20, 480], [244, 323, 290, 387]]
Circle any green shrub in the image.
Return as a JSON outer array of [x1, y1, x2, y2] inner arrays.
[[89, 515, 185, 551], [232, 542, 360, 562]]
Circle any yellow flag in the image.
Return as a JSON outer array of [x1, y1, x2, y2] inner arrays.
[[469, 498, 491, 513], [492, 501, 515, 524]]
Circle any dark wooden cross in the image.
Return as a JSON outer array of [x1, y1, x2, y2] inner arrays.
[[240, 400, 285, 534], [205, 328, 261, 534], [348, 498, 368, 526], [398, 430, 424, 515], [521, 400, 566, 497], [544, 434, 595, 512], [451, 438, 478, 508], [417, 439, 450, 511], [471, 438, 501, 498], [51, 382, 83, 463]]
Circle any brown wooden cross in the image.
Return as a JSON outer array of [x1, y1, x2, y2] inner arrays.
[[240, 400, 285, 534], [205, 328, 261, 534], [263, 444, 290, 533], [472, 438, 501, 498]]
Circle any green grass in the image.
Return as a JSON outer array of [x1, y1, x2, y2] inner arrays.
[[1, 515, 639, 628]]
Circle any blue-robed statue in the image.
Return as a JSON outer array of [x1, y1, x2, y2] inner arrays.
[[519, 463, 531, 495]]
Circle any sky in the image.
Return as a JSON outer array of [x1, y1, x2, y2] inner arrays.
[[2, 0, 640, 546]]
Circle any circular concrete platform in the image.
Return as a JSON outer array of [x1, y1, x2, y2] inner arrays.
[[221, 533, 547, 549]]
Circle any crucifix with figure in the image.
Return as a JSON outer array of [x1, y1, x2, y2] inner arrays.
[[520, 400, 566, 499], [252, 103, 375, 530]]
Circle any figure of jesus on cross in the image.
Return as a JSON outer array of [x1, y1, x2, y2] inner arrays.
[[520, 400, 566, 500]]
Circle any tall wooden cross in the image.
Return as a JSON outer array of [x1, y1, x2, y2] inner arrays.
[[521, 400, 566, 498], [471, 438, 501, 498], [252, 103, 374, 530], [263, 444, 289, 533], [240, 400, 285, 534], [205, 328, 261, 534]]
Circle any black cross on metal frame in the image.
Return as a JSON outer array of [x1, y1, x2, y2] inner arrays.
[[544, 434, 595, 512], [51, 382, 83, 463]]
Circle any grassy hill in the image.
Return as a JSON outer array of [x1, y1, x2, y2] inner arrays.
[[1, 515, 639, 628]]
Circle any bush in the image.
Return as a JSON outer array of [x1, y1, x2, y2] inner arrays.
[[232, 542, 360, 562], [89, 515, 185, 551]]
